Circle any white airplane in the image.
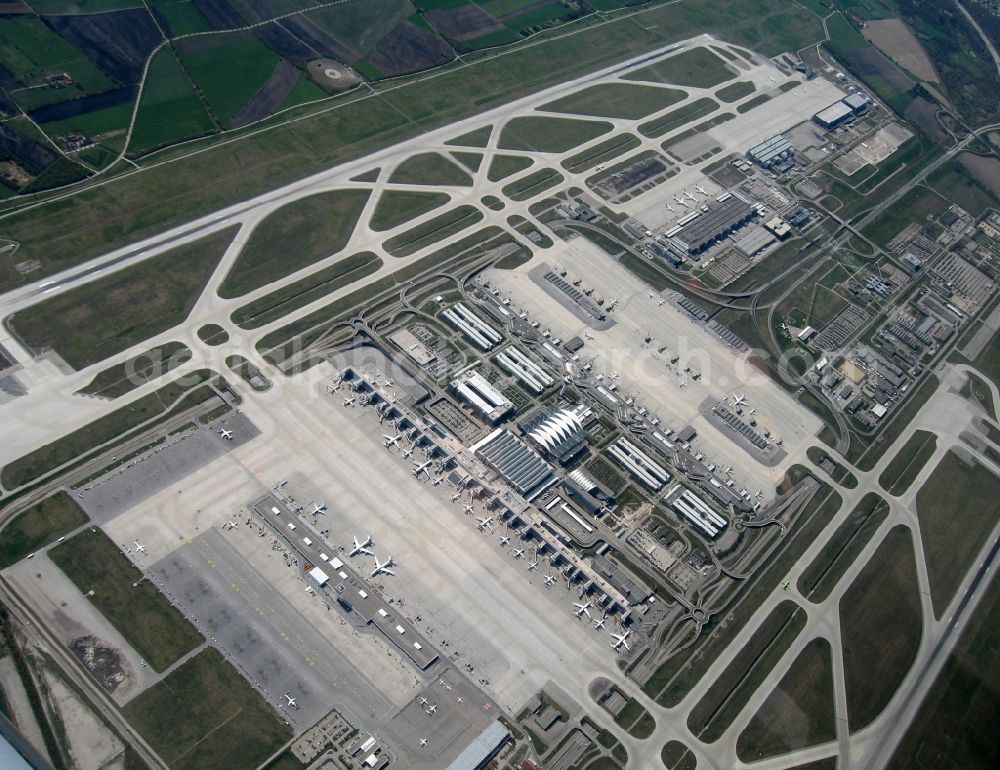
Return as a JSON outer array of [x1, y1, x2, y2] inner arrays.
[[673, 194, 685, 204], [419, 738, 428, 748], [419, 697, 429, 706], [593, 615, 606, 630], [527, 558, 538, 571], [412, 460, 432, 478], [383, 378, 394, 388], [133, 540, 147, 554], [450, 492, 461, 502], [371, 555, 395, 578], [424, 703, 437, 714], [512, 547, 525, 559], [544, 574, 556, 587], [343, 396, 356, 406], [695, 184, 708, 195], [383, 434, 401, 448], [218, 428, 233, 440], [665, 203, 674, 212], [610, 630, 631, 652], [685, 190, 697, 202], [283, 693, 297, 708], [350, 535, 374, 557], [402, 447, 414, 459], [748, 407, 756, 416], [732, 393, 748, 407], [499, 531, 510, 546], [573, 601, 592, 619], [477, 516, 494, 532], [432, 476, 443, 486], [463, 504, 474, 515], [310, 502, 327, 516], [781, 580, 791, 590]]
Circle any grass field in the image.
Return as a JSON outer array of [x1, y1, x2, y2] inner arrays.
[[805, 446, 858, 488], [1, 371, 215, 489], [388, 152, 473, 186], [885, 567, 1000, 770], [450, 151, 482, 172], [687, 601, 806, 742], [915, 450, 999, 618], [383, 205, 484, 257], [623, 47, 735, 88], [637, 97, 718, 138], [539, 82, 686, 120], [178, 36, 280, 128], [561, 133, 641, 173], [840, 525, 922, 731], [444, 125, 492, 147], [370, 191, 450, 232], [861, 184, 949, 246], [798, 492, 890, 603], [660, 740, 697, 770], [716, 80, 756, 103], [879, 429, 937, 496], [613, 697, 655, 739], [497, 116, 612, 153], [487, 154, 534, 182], [124, 648, 290, 770], [501, 168, 564, 201], [219, 190, 370, 298], [50, 528, 203, 672], [0, 0, 826, 291], [196, 324, 228, 346], [736, 638, 835, 761], [230, 251, 382, 329], [9, 227, 235, 370], [130, 48, 216, 155], [0, 492, 88, 569], [960, 371, 997, 419], [78, 341, 193, 399]]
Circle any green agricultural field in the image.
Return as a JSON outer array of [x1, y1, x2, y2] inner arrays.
[[862, 184, 949, 246], [561, 133, 641, 173], [540, 82, 686, 120], [638, 97, 718, 138], [298, 0, 412, 58], [130, 48, 216, 155], [879, 429, 937, 495], [0, 17, 115, 106], [915, 450, 1000, 617], [501, 168, 563, 201], [624, 47, 735, 88], [40, 100, 134, 149], [219, 190, 370, 298], [840, 525, 922, 731], [178, 36, 281, 128], [885, 567, 1000, 770], [1, 371, 216, 489], [498, 116, 612, 153], [487, 154, 533, 182], [0, 0, 826, 290], [78, 341, 193, 399], [687, 601, 806, 742], [9, 227, 235, 370], [736, 638, 835, 761], [370, 190, 450, 231], [231, 252, 383, 329], [716, 80, 756, 103], [0, 492, 89, 569], [150, 0, 213, 35], [50, 529, 203, 672], [798, 492, 890, 603], [383, 205, 484, 257], [124, 648, 290, 770], [388, 152, 473, 186]]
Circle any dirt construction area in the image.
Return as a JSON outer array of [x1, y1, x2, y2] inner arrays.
[[862, 18, 941, 84]]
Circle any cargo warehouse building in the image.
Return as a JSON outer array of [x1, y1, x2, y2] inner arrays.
[[666, 195, 756, 255]]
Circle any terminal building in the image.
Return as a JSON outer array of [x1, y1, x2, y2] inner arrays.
[[522, 405, 590, 464], [494, 345, 554, 394], [447, 721, 511, 770], [471, 429, 557, 500], [450, 370, 514, 424], [746, 134, 794, 168], [666, 195, 756, 255], [442, 302, 502, 350]]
